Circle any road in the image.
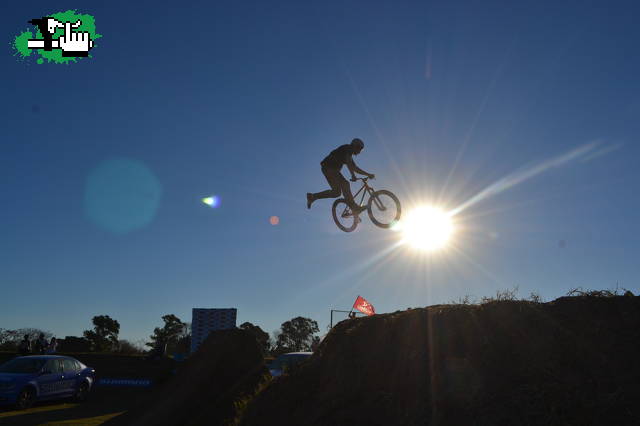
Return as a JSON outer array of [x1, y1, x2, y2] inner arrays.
[[0, 387, 146, 425]]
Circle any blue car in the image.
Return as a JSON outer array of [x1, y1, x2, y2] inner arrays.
[[0, 355, 95, 410]]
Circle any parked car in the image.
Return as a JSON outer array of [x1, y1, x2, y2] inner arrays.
[[268, 352, 312, 377], [0, 355, 95, 409]]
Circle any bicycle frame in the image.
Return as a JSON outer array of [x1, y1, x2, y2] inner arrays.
[[342, 177, 386, 216]]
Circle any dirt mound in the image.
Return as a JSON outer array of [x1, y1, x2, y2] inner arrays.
[[239, 295, 640, 426], [107, 328, 267, 426]]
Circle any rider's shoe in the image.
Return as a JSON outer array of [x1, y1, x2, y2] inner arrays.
[[341, 205, 366, 218], [352, 205, 366, 215], [306, 193, 314, 209]]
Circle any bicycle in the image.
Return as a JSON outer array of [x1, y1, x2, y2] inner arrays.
[[332, 177, 401, 232]]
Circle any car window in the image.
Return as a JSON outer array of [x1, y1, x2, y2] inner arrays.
[[63, 359, 79, 373], [44, 359, 62, 374], [74, 360, 84, 371]]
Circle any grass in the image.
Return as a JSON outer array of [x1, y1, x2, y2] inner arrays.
[[0, 404, 78, 419], [566, 284, 633, 297], [448, 285, 539, 305], [229, 373, 273, 426], [39, 411, 124, 425], [447, 284, 634, 307]]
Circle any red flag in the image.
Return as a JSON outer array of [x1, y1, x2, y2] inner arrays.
[[353, 295, 375, 316]]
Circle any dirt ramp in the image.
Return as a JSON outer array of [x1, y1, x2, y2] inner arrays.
[[239, 296, 640, 426], [107, 328, 267, 426]]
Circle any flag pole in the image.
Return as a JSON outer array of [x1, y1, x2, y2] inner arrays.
[[348, 295, 358, 319]]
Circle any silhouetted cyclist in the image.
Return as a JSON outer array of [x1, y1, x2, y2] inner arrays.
[[307, 138, 375, 214]]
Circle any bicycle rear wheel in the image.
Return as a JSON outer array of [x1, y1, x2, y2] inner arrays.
[[332, 198, 358, 232], [367, 190, 401, 228]]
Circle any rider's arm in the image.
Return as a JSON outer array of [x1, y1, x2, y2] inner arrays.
[[346, 161, 358, 180], [347, 157, 374, 178]]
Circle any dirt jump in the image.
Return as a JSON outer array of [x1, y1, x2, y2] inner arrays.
[[239, 295, 640, 426], [102, 294, 640, 426]]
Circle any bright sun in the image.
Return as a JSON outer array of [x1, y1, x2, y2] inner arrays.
[[397, 206, 454, 251]]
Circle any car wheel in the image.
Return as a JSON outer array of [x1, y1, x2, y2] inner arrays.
[[74, 382, 90, 402], [16, 387, 35, 410]]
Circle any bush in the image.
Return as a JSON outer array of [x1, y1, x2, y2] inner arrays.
[[59, 336, 91, 352], [117, 340, 145, 355]]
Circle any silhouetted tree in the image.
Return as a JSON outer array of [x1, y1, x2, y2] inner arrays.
[[239, 322, 272, 356], [117, 339, 145, 355], [0, 329, 17, 350], [83, 315, 120, 352], [274, 317, 319, 354], [59, 336, 91, 352], [147, 314, 187, 355], [0, 328, 52, 351], [174, 323, 191, 354]]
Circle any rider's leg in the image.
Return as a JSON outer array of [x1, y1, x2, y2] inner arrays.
[[318, 170, 363, 213], [309, 167, 342, 208], [310, 187, 341, 200], [339, 178, 365, 214]]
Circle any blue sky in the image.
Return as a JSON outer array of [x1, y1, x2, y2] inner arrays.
[[2, 0, 639, 344]]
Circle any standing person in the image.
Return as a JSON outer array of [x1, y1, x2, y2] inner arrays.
[[18, 335, 31, 356], [35, 333, 48, 355], [306, 138, 375, 214], [46, 337, 58, 354]]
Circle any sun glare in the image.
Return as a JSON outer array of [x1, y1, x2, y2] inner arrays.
[[398, 206, 454, 251]]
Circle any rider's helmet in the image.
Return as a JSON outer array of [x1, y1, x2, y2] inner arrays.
[[351, 138, 364, 153]]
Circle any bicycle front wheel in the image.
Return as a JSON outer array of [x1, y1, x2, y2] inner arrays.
[[332, 198, 358, 233], [367, 190, 401, 228]]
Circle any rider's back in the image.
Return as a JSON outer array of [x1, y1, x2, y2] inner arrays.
[[321, 144, 354, 170]]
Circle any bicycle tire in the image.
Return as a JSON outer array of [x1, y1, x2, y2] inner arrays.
[[367, 189, 401, 228], [332, 198, 358, 233]]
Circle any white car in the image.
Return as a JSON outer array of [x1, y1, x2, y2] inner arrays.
[[268, 352, 312, 377]]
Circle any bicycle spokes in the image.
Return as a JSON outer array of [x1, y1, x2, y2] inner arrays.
[[367, 190, 401, 228], [372, 195, 387, 212], [332, 199, 358, 232]]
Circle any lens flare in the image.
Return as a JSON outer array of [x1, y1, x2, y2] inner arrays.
[[400, 206, 454, 251], [202, 195, 220, 208], [270, 216, 280, 226], [449, 141, 603, 216], [84, 157, 162, 234]]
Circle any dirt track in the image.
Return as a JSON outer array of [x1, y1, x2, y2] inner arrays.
[[239, 295, 640, 426], [0, 387, 146, 425]]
